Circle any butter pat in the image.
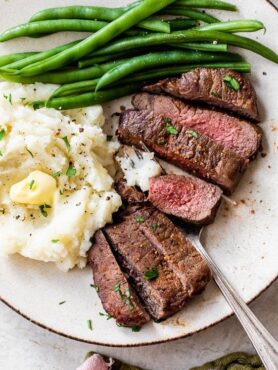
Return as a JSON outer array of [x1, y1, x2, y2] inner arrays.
[[10, 170, 56, 205]]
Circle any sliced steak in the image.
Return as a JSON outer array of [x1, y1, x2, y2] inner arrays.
[[88, 230, 150, 327], [117, 109, 246, 194], [148, 174, 222, 225], [132, 93, 262, 159], [144, 68, 259, 121], [115, 178, 147, 204], [104, 205, 211, 321]]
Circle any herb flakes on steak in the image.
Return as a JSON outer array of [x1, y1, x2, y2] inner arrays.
[[143, 68, 259, 121]]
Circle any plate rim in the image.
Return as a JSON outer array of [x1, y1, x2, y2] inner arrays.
[[0, 0, 277, 348]]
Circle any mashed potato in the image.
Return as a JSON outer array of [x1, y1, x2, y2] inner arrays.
[[0, 82, 121, 271]]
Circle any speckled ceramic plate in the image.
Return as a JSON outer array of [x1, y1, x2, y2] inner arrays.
[[0, 0, 277, 347]]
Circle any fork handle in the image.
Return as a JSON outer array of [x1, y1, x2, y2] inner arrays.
[[194, 238, 278, 370]]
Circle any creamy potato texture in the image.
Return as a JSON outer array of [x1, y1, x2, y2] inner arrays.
[[0, 82, 121, 271]]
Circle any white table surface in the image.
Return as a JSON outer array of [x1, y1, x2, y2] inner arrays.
[[0, 280, 277, 370]]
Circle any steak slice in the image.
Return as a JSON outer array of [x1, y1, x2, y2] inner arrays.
[[117, 109, 246, 194], [115, 178, 147, 204], [148, 174, 222, 225], [143, 68, 259, 121], [104, 205, 211, 321], [88, 230, 150, 327], [132, 93, 262, 159]]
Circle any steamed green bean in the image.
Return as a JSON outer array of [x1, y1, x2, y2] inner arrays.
[[170, 42, 228, 52], [0, 52, 36, 68], [160, 8, 220, 23], [173, 0, 237, 11]]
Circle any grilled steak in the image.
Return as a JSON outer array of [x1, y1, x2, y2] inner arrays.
[[148, 174, 222, 225], [88, 230, 150, 327], [132, 93, 262, 159], [144, 68, 259, 121], [104, 205, 211, 321], [115, 178, 147, 204], [117, 109, 246, 194]]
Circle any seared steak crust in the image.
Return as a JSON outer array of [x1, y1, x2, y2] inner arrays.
[[132, 93, 262, 159], [88, 230, 150, 327], [104, 205, 211, 321], [144, 68, 259, 121], [117, 109, 246, 194], [148, 174, 222, 225], [115, 179, 147, 204]]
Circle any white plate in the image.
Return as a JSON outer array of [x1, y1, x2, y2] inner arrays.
[[0, 0, 277, 347]]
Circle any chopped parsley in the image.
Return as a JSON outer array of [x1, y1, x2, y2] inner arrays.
[[3, 93, 12, 105], [87, 319, 93, 331], [114, 282, 126, 303], [151, 223, 158, 231], [157, 139, 166, 146], [29, 180, 35, 190], [0, 129, 5, 141], [164, 117, 172, 125], [53, 171, 61, 178], [59, 301, 66, 305], [66, 164, 76, 177], [188, 130, 199, 139], [51, 239, 59, 243], [211, 90, 221, 98], [90, 284, 99, 292], [26, 147, 34, 158], [114, 283, 134, 310], [39, 204, 51, 218], [144, 267, 159, 281], [0, 150, 2, 157], [135, 217, 145, 223], [99, 312, 112, 320], [62, 136, 71, 151], [132, 326, 141, 332], [223, 75, 241, 91], [164, 123, 178, 135], [106, 135, 113, 142], [125, 288, 135, 310]]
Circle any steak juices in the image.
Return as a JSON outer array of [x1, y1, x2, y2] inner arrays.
[[89, 68, 262, 328]]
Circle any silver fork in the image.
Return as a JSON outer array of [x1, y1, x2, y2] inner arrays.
[[135, 143, 278, 369], [178, 223, 278, 370]]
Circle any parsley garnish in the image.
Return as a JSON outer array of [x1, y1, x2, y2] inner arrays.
[[51, 239, 59, 243], [144, 267, 159, 281], [3, 93, 12, 105], [164, 118, 172, 125], [59, 301, 66, 305], [125, 288, 135, 310], [90, 284, 99, 292], [132, 326, 141, 332], [0, 151, 3, 157], [157, 139, 166, 146], [164, 123, 178, 135], [135, 217, 145, 223], [114, 283, 134, 309], [99, 312, 112, 320], [223, 75, 241, 91], [188, 130, 199, 139], [107, 135, 113, 142], [211, 90, 221, 98], [0, 129, 5, 141], [62, 136, 71, 151], [26, 147, 34, 158], [87, 319, 93, 331], [66, 165, 76, 177], [53, 171, 61, 178], [39, 204, 51, 218], [29, 180, 35, 190], [151, 223, 158, 230]]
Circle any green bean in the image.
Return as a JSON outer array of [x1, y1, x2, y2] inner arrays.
[[45, 84, 141, 110], [170, 42, 228, 52], [0, 52, 36, 68], [95, 50, 243, 90], [18, 0, 176, 76], [168, 19, 197, 31], [173, 0, 237, 11], [0, 20, 109, 42], [85, 30, 278, 64], [0, 40, 81, 73], [51, 61, 251, 98], [161, 8, 220, 23], [199, 19, 265, 33], [29, 6, 170, 34], [1, 59, 128, 84]]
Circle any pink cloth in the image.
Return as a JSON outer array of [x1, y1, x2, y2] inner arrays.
[[76, 354, 114, 370]]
